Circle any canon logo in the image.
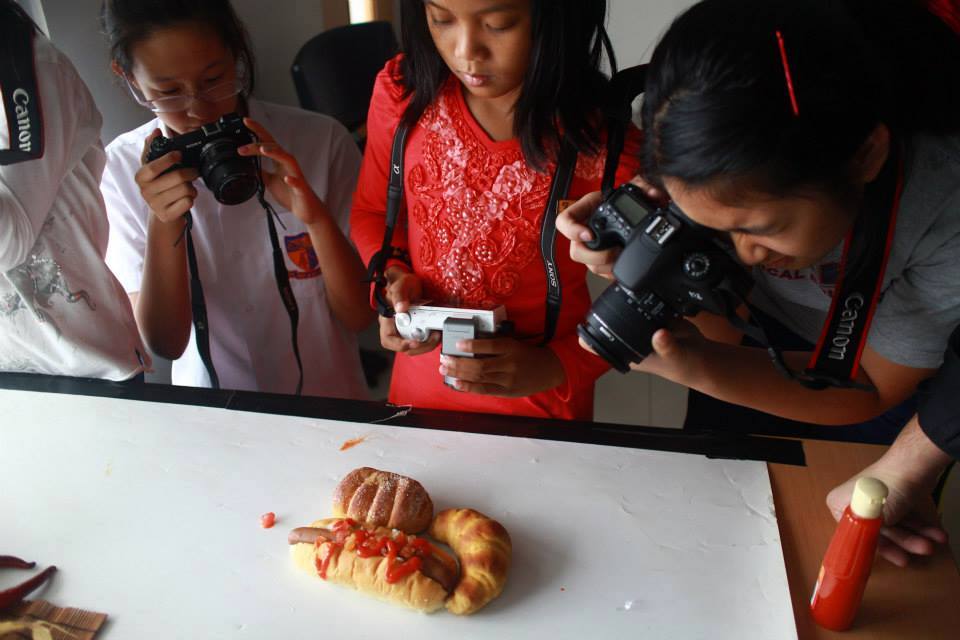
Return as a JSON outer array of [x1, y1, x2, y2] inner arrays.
[[827, 293, 865, 361], [12, 88, 32, 152]]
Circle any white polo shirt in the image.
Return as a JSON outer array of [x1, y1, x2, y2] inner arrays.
[[0, 29, 147, 380], [102, 99, 368, 399]]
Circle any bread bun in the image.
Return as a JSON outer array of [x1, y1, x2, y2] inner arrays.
[[332, 467, 433, 534], [428, 508, 511, 615]]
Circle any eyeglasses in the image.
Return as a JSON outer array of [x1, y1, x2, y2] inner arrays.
[[125, 63, 248, 113]]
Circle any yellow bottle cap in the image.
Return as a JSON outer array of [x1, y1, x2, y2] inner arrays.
[[850, 477, 888, 519]]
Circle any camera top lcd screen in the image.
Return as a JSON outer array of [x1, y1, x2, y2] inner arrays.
[[612, 192, 649, 226]]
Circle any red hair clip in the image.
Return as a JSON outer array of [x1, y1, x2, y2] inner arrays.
[[775, 30, 800, 117]]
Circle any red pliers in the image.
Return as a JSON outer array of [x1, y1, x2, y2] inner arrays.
[[0, 556, 57, 612]]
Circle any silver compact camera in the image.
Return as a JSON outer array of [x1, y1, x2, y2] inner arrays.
[[395, 305, 508, 387]]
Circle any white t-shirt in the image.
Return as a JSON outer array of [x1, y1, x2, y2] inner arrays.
[[0, 29, 147, 380], [103, 99, 368, 399]]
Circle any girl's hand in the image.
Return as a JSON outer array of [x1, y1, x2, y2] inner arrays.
[[439, 337, 565, 397], [556, 174, 666, 279], [579, 319, 709, 386], [378, 267, 441, 355], [136, 129, 199, 223], [826, 465, 948, 568], [238, 117, 330, 225]]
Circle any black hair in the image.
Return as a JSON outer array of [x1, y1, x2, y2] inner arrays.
[[398, 0, 612, 171], [99, 0, 256, 94], [1, 0, 40, 32], [642, 0, 960, 199]]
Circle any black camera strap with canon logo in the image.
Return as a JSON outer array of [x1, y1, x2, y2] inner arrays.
[[367, 121, 577, 345], [781, 143, 903, 390], [719, 144, 903, 391], [0, 13, 44, 166]]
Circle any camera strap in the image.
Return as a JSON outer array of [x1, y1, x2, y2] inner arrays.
[[0, 17, 44, 165], [726, 144, 903, 391], [177, 164, 304, 395], [258, 185, 305, 396], [539, 137, 577, 345], [601, 65, 647, 198], [366, 120, 413, 319], [182, 211, 221, 389], [370, 120, 576, 344], [801, 143, 903, 389]]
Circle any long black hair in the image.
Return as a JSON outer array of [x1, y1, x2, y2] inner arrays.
[[99, 0, 256, 94], [398, 0, 612, 171], [641, 0, 960, 198], [2, 0, 39, 31]]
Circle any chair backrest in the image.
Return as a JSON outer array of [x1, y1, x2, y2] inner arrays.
[[291, 21, 399, 132]]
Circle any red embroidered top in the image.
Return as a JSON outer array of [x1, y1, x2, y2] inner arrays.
[[351, 56, 642, 420]]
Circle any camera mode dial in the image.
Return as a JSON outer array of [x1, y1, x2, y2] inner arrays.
[[683, 253, 712, 280]]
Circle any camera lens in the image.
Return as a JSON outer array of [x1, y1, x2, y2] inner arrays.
[[577, 284, 674, 373], [199, 139, 259, 205]]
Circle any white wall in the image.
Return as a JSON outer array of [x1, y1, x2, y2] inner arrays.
[[607, 0, 697, 69]]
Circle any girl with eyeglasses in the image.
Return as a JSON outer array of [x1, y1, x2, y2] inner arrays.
[[99, 0, 373, 397], [350, 0, 642, 419]]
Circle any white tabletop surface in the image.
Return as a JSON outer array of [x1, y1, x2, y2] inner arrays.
[[0, 389, 797, 639]]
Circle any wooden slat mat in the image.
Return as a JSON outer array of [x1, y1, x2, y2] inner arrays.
[[0, 599, 106, 639]]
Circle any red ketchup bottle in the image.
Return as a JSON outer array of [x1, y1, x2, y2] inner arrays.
[[809, 476, 888, 631]]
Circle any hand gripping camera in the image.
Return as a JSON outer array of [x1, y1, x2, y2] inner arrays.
[[577, 183, 752, 372], [145, 113, 259, 206], [395, 305, 508, 387]]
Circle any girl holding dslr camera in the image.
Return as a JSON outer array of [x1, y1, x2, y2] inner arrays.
[[100, 0, 373, 397], [559, 0, 960, 430]]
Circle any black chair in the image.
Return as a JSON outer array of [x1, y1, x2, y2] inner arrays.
[[291, 21, 399, 137]]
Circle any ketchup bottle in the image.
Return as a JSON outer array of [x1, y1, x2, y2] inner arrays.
[[809, 476, 889, 631]]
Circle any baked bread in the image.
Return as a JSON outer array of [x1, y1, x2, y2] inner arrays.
[[289, 518, 457, 613], [332, 467, 433, 534], [428, 508, 512, 615]]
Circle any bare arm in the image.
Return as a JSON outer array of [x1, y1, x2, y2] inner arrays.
[[640, 327, 935, 424], [302, 208, 375, 331], [135, 213, 192, 358], [239, 118, 374, 332]]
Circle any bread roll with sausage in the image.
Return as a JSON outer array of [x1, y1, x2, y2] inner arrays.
[[289, 518, 458, 613], [333, 467, 433, 534]]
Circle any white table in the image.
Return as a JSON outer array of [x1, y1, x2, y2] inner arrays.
[[1, 388, 797, 639]]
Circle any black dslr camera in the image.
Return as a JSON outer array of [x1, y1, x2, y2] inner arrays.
[[577, 183, 752, 372], [145, 113, 259, 205]]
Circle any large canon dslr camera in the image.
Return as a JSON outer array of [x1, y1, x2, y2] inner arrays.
[[577, 183, 752, 372], [146, 113, 259, 205]]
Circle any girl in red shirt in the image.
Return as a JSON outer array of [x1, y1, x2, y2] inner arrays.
[[350, 0, 641, 420]]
